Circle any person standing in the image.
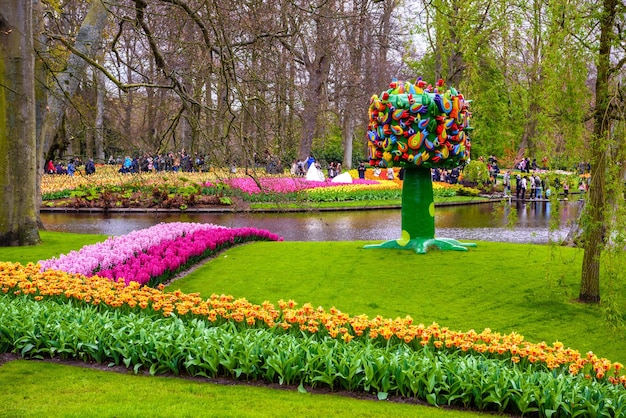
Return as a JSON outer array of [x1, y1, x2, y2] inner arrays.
[[515, 174, 522, 199], [306, 155, 315, 170], [85, 158, 96, 175], [521, 176, 527, 200], [503, 171, 511, 197], [327, 161, 336, 178], [357, 162, 366, 179], [534, 174, 542, 199], [46, 160, 55, 174], [67, 159, 76, 176]]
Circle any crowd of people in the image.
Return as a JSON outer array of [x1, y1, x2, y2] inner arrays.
[[45, 158, 95, 176], [113, 150, 210, 174], [45, 149, 590, 202], [432, 167, 461, 184], [477, 154, 591, 201], [289, 156, 343, 180], [45, 149, 212, 176]]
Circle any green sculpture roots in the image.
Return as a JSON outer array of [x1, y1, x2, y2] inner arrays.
[[364, 236, 476, 254]]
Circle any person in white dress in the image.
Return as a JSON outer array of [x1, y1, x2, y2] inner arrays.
[[306, 161, 325, 182]]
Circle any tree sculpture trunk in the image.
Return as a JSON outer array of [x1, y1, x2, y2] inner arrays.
[[365, 167, 475, 254], [0, 0, 41, 246]]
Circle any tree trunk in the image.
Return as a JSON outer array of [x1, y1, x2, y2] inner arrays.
[[33, 0, 46, 228], [365, 167, 475, 254], [341, 112, 354, 170], [0, 0, 41, 246], [40, 0, 109, 156], [445, 0, 464, 87], [401, 167, 436, 239], [579, 0, 617, 303], [94, 68, 105, 161], [298, 57, 327, 161]]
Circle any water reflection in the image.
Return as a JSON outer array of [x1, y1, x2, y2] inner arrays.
[[40, 199, 582, 244]]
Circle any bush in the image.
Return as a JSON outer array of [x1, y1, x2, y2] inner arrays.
[[462, 160, 490, 185]]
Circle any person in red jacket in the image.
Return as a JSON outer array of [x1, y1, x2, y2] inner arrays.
[[46, 160, 55, 174]]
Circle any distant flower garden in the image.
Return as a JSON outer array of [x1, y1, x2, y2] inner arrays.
[[216, 177, 380, 195], [41, 165, 480, 209]]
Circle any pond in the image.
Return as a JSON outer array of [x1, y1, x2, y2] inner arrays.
[[40, 199, 583, 244]]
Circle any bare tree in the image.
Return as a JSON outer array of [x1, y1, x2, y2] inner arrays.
[[39, 0, 109, 158], [335, 0, 370, 169]]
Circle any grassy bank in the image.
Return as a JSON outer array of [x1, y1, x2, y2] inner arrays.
[[248, 195, 487, 211], [1, 231, 624, 417]]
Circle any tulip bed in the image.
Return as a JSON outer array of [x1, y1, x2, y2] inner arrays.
[[41, 166, 480, 208], [203, 176, 400, 204], [1, 224, 626, 416], [38, 222, 283, 287], [209, 177, 478, 203]]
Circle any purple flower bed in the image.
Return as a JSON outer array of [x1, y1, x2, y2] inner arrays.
[[206, 177, 378, 195], [39, 222, 282, 286]]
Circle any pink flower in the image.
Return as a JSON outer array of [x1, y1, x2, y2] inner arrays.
[[39, 222, 283, 287], [205, 177, 378, 195]]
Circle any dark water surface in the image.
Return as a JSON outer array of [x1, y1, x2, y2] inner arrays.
[[41, 200, 582, 244]]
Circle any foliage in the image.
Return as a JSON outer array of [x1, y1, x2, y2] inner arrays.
[[466, 62, 524, 159], [44, 181, 230, 209], [42, 189, 73, 200], [302, 186, 400, 203], [449, 184, 481, 197], [8, 296, 626, 416], [461, 160, 490, 185], [311, 124, 345, 164]]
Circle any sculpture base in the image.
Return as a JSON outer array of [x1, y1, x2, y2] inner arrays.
[[364, 237, 477, 254]]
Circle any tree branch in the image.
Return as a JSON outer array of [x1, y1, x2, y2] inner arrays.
[[46, 33, 174, 92]]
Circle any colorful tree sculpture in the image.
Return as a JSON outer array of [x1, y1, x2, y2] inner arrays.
[[364, 78, 476, 254]]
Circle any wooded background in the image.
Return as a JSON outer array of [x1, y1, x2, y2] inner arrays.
[[26, 0, 625, 170]]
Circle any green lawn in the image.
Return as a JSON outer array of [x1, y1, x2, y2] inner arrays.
[[1, 230, 624, 417], [168, 240, 625, 364]]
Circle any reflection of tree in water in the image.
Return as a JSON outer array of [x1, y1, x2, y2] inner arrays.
[[492, 202, 518, 229], [434, 205, 496, 229]]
